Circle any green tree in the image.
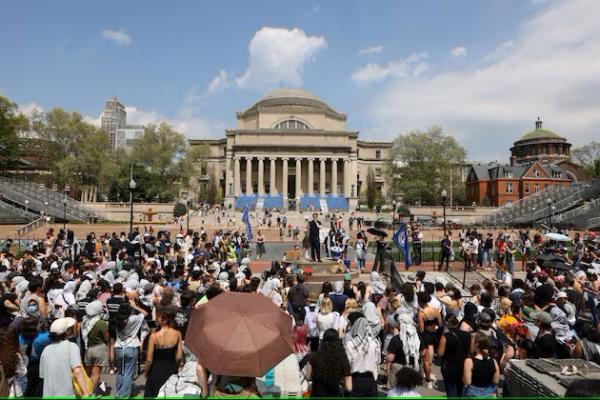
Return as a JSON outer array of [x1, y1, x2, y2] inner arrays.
[[0, 96, 27, 173], [387, 126, 467, 206], [365, 167, 377, 209], [173, 202, 188, 217], [572, 141, 600, 177]]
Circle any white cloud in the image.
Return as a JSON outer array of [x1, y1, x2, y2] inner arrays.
[[235, 27, 326, 89], [18, 102, 44, 117], [207, 70, 231, 94], [102, 29, 132, 46], [352, 52, 429, 84], [358, 45, 383, 56], [363, 0, 600, 161], [450, 46, 467, 58]]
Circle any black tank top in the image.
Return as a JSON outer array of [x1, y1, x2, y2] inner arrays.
[[471, 356, 495, 387]]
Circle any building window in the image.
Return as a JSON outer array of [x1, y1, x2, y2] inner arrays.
[[544, 183, 549, 189], [274, 119, 310, 130], [533, 169, 540, 177], [375, 150, 381, 159], [506, 183, 513, 193], [525, 183, 530, 193], [552, 171, 562, 178], [375, 168, 382, 177], [504, 170, 513, 178], [534, 183, 539, 193]]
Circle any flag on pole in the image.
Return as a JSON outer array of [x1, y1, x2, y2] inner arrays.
[[242, 206, 253, 240], [392, 222, 412, 268]]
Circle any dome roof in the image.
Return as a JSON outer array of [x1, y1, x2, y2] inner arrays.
[[261, 88, 323, 102], [239, 87, 346, 121], [517, 119, 565, 142]]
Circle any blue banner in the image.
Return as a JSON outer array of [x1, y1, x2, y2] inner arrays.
[[392, 222, 412, 268], [242, 206, 253, 240]]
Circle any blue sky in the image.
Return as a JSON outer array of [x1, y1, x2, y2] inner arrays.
[[3, 0, 600, 161]]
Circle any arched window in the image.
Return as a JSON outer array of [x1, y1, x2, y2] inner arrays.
[[274, 119, 310, 130]]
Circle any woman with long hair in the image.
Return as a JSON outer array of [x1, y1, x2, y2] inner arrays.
[[463, 334, 500, 397], [306, 328, 352, 397], [437, 314, 471, 397], [344, 317, 380, 397], [316, 297, 337, 341], [0, 327, 26, 396], [417, 292, 442, 388], [143, 306, 182, 398]]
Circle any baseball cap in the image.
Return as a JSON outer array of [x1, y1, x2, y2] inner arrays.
[[555, 291, 568, 300], [531, 311, 552, 325], [50, 317, 76, 335], [343, 273, 352, 281]]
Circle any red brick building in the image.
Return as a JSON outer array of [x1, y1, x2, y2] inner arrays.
[[466, 119, 580, 206]]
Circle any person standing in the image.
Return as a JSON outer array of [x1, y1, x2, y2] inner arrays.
[[355, 232, 367, 273], [411, 227, 423, 266], [308, 213, 322, 262], [372, 233, 388, 273], [463, 334, 500, 397], [437, 314, 471, 397], [143, 307, 182, 398], [255, 230, 266, 260], [438, 235, 452, 272], [39, 317, 91, 397]]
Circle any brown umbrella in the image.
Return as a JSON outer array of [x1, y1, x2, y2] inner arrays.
[[185, 291, 294, 377]]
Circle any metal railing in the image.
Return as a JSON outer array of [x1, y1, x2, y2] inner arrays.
[[16, 216, 50, 237]]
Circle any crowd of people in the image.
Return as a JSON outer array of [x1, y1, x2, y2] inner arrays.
[[0, 221, 599, 397]]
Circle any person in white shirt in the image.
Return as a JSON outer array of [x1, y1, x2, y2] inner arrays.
[[470, 236, 480, 271]]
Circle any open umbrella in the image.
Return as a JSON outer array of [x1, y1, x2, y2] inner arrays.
[[543, 232, 571, 242], [367, 227, 388, 237], [185, 292, 293, 377]]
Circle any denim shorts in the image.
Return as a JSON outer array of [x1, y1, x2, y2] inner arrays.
[[464, 384, 495, 397]]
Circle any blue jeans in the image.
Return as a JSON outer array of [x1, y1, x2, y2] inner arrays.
[[115, 346, 139, 398], [465, 384, 495, 397], [482, 249, 491, 267]]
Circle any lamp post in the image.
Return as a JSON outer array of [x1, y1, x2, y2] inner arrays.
[[62, 198, 67, 231], [25, 199, 29, 216], [186, 200, 191, 233], [129, 165, 136, 235], [546, 198, 553, 231], [532, 206, 536, 227], [44, 201, 48, 217], [441, 190, 448, 237]]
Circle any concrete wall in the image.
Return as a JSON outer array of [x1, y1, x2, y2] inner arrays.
[[82, 202, 175, 222]]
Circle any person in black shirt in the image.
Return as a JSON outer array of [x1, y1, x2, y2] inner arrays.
[[438, 235, 452, 271], [437, 314, 471, 397], [287, 275, 309, 320], [108, 232, 122, 261], [411, 227, 422, 265], [307, 213, 322, 262], [174, 290, 195, 340], [372, 234, 388, 273], [533, 311, 558, 358]]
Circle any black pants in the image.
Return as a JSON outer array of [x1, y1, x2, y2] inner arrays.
[[373, 249, 386, 272], [310, 237, 321, 261], [351, 372, 377, 397], [413, 243, 422, 265], [439, 252, 450, 271]]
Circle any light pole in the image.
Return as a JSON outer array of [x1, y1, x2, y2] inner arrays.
[[129, 165, 136, 235], [441, 190, 447, 237], [25, 199, 29, 216], [62, 198, 67, 231], [546, 198, 553, 230], [44, 201, 48, 217], [186, 200, 191, 233], [532, 206, 536, 227]]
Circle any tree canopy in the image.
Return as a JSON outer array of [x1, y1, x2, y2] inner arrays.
[[0, 96, 27, 172], [572, 141, 600, 177], [387, 126, 467, 206]]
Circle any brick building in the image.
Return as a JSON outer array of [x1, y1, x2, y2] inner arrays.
[[466, 119, 580, 206]]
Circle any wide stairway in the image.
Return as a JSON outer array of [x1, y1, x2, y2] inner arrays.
[[0, 177, 93, 223], [479, 179, 600, 228]]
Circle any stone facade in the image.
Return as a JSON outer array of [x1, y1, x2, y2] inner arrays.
[[189, 88, 392, 211]]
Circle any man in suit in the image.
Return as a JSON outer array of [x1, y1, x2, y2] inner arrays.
[[307, 213, 322, 262]]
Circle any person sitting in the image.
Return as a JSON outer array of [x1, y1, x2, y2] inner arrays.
[[387, 367, 422, 397]]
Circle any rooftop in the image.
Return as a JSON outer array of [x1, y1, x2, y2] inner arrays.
[[517, 118, 565, 141]]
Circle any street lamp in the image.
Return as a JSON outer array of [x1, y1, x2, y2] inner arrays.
[[44, 201, 48, 216], [186, 200, 191, 233], [532, 206, 536, 227], [546, 198, 553, 230], [62, 198, 67, 231], [25, 199, 29, 216], [129, 165, 136, 235], [441, 190, 448, 237]]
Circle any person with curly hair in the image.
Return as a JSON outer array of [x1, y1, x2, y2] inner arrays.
[[0, 327, 26, 396], [387, 366, 422, 397], [305, 328, 352, 397]]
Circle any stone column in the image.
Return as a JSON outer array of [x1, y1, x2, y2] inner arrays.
[[308, 158, 314, 195], [234, 157, 241, 196], [282, 158, 289, 201], [331, 158, 338, 195], [343, 158, 350, 196], [351, 156, 358, 198], [320, 158, 326, 196], [270, 158, 277, 195], [295, 158, 302, 198], [245, 157, 253, 194], [258, 157, 265, 195]]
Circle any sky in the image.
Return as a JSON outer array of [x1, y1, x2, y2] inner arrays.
[[2, 0, 600, 162]]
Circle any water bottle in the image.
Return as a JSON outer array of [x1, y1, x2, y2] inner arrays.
[[265, 368, 275, 389]]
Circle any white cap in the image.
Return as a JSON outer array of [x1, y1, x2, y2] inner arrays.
[[556, 291, 568, 299], [50, 317, 76, 335]]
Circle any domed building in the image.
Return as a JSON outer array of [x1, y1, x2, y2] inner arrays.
[[509, 118, 571, 165], [189, 88, 392, 211]]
